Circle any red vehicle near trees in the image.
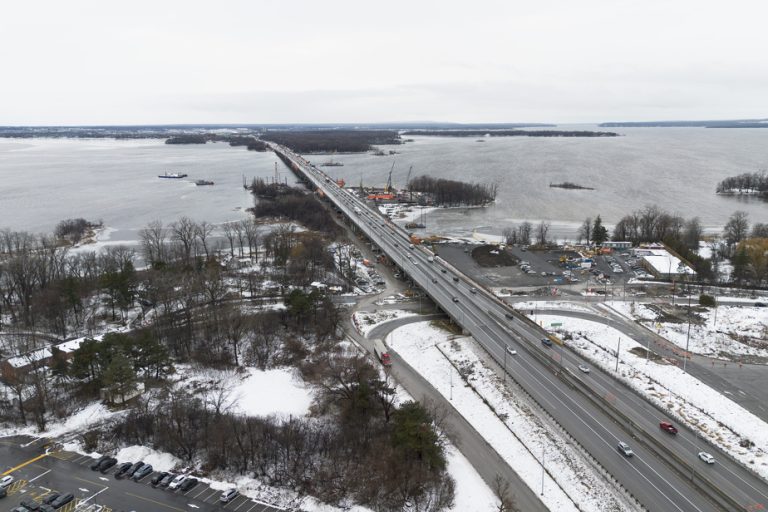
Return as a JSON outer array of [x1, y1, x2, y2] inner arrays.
[[660, 421, 678, 434]]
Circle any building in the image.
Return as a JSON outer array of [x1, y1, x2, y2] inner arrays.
[[634, 244, 696, 280], [601, 241, 633, 250]]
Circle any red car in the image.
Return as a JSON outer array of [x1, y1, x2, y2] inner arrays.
[[660, 421, 678, 434]]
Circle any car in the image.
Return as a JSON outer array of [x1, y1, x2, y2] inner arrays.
[[50, 493, 74, 508], [431, 278, 437, 283], [132, 463, 153, 481], [126, 461, 144, 477], [698, 452, 715, 464], [99, 457, 117, 473], [505, 313, 515, 320], [452, 276, 459, 282], [506, 346, 517, 356], [470, 287, 477, 294], [0, 486, 6, 499], [577, 364, 590, 373], [160, 473, 176, 487], [11, 507, 28, 512], [541, 338, 553, 347], [452, 297, 459, 303], [755, 302, 766, 307], [19, 500, 40, 511], [441, 268, 447, 273], [220, 488, 239, 503], [89, 455, 110, 471], [660, 421, 678, 434], [179, 477, 199, 492], [115, 462, 133, 478], [617, 442, 634, 457], [42, 493, 60, 505], [168, 474, 188, 490], [39, 505, 56, 512], [151, 472, 169, 486], [0, 475, 13, 488]]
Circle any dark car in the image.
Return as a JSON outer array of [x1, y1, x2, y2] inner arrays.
[[39, 506, 56, 512], [0, 486, 6, 498], [505, 313, 515, 320], [19, 500, 40, 511], [50, 492, 74, 509], [132, 463, 153, 481], [115, 462, 133, 478], [452, 276, 459, 282], [126, 461, 144, 477], [160, 473, 175, 487], [755, 302, 766, 307], [42, 493, 60, 505], [89, 455, 110, 470], [660, 421, 678, 434], [151, 471, 169, 486], [541, 338, 553, 347], [179, 477, 199, 492], [99, 457, 118, 473]]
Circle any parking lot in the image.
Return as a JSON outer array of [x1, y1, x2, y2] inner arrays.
[[1, 437, 281, 512]]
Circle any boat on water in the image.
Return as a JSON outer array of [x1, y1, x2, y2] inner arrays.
[[195, 179, 214, 186], [159, 172, 188, 179]]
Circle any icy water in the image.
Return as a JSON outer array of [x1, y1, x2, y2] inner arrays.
[[1, 128, 767, 244], [0, 138, 283, 241], [313, 125, 768, 239]]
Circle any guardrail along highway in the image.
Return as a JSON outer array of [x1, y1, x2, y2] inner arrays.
[[271, 143, 768, 512]]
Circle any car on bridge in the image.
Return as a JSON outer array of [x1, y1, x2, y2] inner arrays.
[[541, 338, 553, 347], [506, 346, 517, 356], [698, 451, 715, 464], [577, 364, 590, 373], [659, 421, 678, 434], [617, 442, 634, 457]]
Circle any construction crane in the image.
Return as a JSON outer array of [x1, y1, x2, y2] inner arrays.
[[386, 161, 395, 193]]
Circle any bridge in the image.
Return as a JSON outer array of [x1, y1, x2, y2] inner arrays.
[[272, 143, 768, 512]]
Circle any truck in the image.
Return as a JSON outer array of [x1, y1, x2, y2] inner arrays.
[[373, 339, 392, 366], [354, 207, 361, 215], [409, 234, 422, 245]]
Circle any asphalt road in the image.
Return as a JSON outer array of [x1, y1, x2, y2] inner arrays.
[[0, 436, 280, 512], [276, 144, 768, 512]]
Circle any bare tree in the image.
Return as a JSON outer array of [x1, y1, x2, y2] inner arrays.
[[195, 221, 215, 260], [139, 221, 168, 266], [171, 217, 198, 266], [222, 222, 237, 257], [578, 217, 592, 245], [535, 221, 550, 246], [517, 222, 532, 246], [493, 474, 519, 512], [202, 369, 240, 417], [724, 210, 749, 252]]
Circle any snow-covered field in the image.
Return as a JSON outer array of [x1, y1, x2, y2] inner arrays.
[[606, 301, 768, 360], [512, 300, 594, 313], [230, 367, 313, 417], [352, 309, 417, 336], [388, 321, 638, 512], [536, 314, 768, 479]]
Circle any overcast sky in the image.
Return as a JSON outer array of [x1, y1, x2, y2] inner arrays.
[[2, 0, 767, 125]]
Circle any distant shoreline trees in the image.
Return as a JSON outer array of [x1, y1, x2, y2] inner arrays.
[[260, 130, 401, 153], [408, 175, 497, 206], [716, 172, 768, 197], [402, 129, 618, 137]]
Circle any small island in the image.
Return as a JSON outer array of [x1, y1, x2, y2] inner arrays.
[[402, 129, 618, 137], [550, 181, 594, 190], [716, 172, 768, 197]]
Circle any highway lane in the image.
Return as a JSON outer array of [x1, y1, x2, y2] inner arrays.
[[275, 144, 768, 511]]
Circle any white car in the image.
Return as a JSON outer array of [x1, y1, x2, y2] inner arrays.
[[578, 364, 590, 373], [506, 346, 517, 356], [220, 488, 239, 503], [698, 452, 715, 464], [0, 475, 13, 488], [168, 474, 188, 489]]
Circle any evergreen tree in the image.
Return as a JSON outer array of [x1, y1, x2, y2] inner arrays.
[[102, 351, 137, 403], [592, 216, 609, 245]]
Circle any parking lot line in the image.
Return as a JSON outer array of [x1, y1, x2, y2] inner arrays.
[[232, 496, 251, 510], [125, 491, 189, 512], [29, 468, 52, 483], [2, 452, 49, 475], [243, 503, 260, 512]]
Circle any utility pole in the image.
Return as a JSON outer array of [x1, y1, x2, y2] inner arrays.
[[683, 292, 692, 373], [504, 347, 507, 384], [615, 337, 621, 372], [540, 445, 546, 496]]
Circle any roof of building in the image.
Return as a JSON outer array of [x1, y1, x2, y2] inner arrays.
[[640, 248, 696, 276]]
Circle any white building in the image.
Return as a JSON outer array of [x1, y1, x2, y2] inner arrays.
[[634, 245, 696, 280]]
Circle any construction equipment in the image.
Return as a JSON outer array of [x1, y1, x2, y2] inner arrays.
[[386, 162, 395, 193], [406, 165, 413, 200]]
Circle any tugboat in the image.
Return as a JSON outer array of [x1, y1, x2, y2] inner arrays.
[[195, 179, 214, 186], [158, 172, 188, 179]]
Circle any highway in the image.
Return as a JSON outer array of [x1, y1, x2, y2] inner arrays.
[[273, 144, 768, 512]]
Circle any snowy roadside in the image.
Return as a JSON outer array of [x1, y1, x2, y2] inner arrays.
[[387, 321, 640, 512], [352, 309, 417, 336], [513, 300, 594, 314], [535, 314, 768, 480]]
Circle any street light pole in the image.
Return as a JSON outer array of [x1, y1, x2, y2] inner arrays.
[[504, 347, 507, 385], [615, 337, 621, 372], [540, 445, 546, 496]]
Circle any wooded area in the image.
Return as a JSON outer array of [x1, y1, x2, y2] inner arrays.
[[408, 175, 497, 206], [716, 172, 768, 196], [401, 129, 618, 137], [260, 130, 401, 153]]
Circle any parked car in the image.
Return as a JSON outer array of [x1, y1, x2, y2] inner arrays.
[[42, 493, 60, 505], [159, 473, 175, 487], [506, 346, 517, 356], [114, 462, 133, 478], [0, 486, 6, 499], [19, 500, 40, 511], [660, 421, 678, 434], [698, 452, 715, 464], [617, 442, 634, 457], [89, 456, 110, 471], [39, 505, 56, 512], [132, 463, 153, 481], [755, 302, 766, 307], [126, 461, 144, 477], [179, 477, 199, 492], [50, 493, 74, 509], [577, 364, 590, 373], [151, 472, 169, 486], [99, 457, 117, 473], [0, 475, 14, 488], [541, 338, 553, 347], [168, 474, 187, 490], [220, 488, 239, 503]]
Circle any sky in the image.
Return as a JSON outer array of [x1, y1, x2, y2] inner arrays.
[[1, 0, 767, 125]]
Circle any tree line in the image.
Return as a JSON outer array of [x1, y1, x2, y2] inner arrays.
[[260, 130, 402, 153], [401, 129, 618, 137], [716, 172, 768, 196], [408, 175, 497, 206]]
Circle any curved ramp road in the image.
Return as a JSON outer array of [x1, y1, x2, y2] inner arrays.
[[272, 143, 768, 512]]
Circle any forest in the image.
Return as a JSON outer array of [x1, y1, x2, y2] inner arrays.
[[716, 172, 768, 196], [260, 130, 402, 153], [408, 175, 497, 206], [401, 129, 618, 137]]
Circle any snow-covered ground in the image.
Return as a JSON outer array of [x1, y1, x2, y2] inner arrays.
[[387, 321, 638, 512], [512, 300, 593, 313], [352, 309, 417, 336], [606, 301, 768, 360], [535, 314, 768, 479], [115, 445, 182, 472], [0, 402, 125, 441], [230, 367, 313, 417]]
